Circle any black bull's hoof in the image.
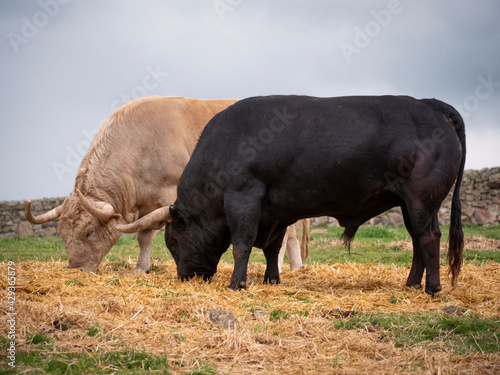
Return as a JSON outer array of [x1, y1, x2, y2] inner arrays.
[[425, 284, 443, 297], [228, 280, 247, 291], [407, 280, 442, 297], [227, 278, 281, 290], [408, 282, 422, 290], [263, 277, 280, 285]]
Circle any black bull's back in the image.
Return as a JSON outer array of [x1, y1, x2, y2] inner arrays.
[[168, 95, 465, 295]]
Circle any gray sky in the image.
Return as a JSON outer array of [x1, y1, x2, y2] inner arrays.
[[1, 0, 499, 201]]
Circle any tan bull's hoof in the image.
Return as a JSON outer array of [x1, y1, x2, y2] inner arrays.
[[133, 266, 151, 274]]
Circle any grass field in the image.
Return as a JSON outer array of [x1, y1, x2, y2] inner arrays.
[[1, 224, 499, 374]]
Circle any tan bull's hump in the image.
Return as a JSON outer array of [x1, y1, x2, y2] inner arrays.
[[102, 96, 238, 137], [77, 96, 186, 189], [74, 96, 239, 210]]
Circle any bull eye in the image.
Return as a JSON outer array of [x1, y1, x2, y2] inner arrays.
[[86, 230, 95, 239]]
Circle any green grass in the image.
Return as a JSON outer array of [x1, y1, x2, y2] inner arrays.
[[1, 331, 225, 374], [0, 341, 170, 374], [331, 311, 500, 354], [463, 249, 500, 264], [461, 224, 500, 240], [0, 237, 66, 263], [1, 225, 499, 268], [26, 333, 50, 345], [0, 332, 228, 374], [311, 223, 500, 243], [0, 234, 171, 264], [295, 224, 500, 267], [86, 323, 101, 338]]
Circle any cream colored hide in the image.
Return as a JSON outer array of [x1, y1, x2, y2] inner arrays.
[[278, 219, 310, 273], [26, 96, 309, 274]]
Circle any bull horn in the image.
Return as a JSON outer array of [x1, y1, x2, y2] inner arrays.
[[113, 206, 172, 233], [25, 200, 64, 224], [76, 189, 120, 221]]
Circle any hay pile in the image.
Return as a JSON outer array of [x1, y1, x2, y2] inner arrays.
[[2, 259, 499, 374]]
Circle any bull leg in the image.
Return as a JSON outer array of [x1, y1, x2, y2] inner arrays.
[[277, 227, 290, 274], [225, 191, 263, 291], [263, 230, 287, 285], [404, 206, 442, 295], [134, 229, 156, 273], [419, 215, 442, 295], [229, 241, 253, 290], [298, 219, 310, 264], [402, 208, 424, 289], [286, 224, 304, 271]]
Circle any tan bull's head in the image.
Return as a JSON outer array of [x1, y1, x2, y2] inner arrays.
[[25, 191, 121, 272]]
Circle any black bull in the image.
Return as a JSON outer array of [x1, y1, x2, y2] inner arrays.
[[165, 95, 466, 295]]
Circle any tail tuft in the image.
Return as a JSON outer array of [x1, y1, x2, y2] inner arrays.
[[446, 108, 466, 286], [341, 225, 359, 255]]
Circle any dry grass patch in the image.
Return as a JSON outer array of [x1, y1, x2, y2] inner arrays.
[[1, 259, 499, 374]]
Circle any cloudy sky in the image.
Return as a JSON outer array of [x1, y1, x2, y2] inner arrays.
[[1, 0, 499, 201]]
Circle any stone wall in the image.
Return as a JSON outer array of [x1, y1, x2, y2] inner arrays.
[[1, 167, 499, 238], [0, 197, 65, 238]]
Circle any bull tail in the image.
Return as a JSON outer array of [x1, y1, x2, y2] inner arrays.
[[446, 107, 466, 287], [423, 98, 466, 286]]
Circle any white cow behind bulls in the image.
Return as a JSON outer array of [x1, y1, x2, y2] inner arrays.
[[26, 96, 308, 273]]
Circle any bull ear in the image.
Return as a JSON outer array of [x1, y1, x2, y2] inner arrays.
[[169, 205, 181, 222], [169, 205, 186, 230]]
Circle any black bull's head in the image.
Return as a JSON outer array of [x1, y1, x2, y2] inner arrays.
[[164, 205, 231, 281], [113, 204, 231, 280]]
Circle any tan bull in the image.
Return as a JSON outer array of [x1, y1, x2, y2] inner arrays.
[[26, 96, 308, 273]]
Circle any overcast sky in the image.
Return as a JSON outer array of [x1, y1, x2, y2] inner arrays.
[[1, 0, 499, 201]]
